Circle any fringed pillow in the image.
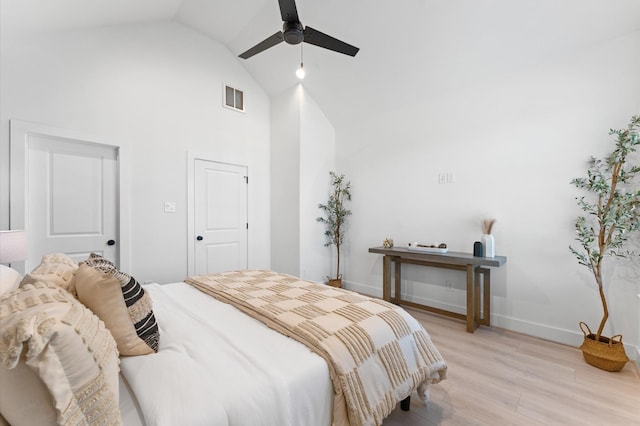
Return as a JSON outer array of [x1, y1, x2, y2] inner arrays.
[[74, 254, 159, 356], [0, 281, 121, 426], [20, 253, 79, 295]]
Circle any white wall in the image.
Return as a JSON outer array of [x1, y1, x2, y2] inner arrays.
[[271, 87, 301, 276], [0, 21, 271, 284], [299, 87, 336, 283], [336, 32, 640, 356], [271, 85, 336, 282]]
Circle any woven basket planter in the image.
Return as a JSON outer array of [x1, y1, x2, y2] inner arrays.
[[328, 278, 342, 288], [579, 322, 629, 372]]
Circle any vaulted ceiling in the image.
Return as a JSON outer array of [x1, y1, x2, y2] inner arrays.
[[2, 0, 640, 127]]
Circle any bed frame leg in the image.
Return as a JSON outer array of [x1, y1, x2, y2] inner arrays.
[[400, 396, 411, 411]]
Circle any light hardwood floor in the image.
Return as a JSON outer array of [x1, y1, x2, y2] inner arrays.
[[384, 309, 640, 425]]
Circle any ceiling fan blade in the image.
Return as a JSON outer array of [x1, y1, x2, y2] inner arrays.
[[278, 0, 299, 23], [239, 31, 284, 59], [303, 26, 359, 57]]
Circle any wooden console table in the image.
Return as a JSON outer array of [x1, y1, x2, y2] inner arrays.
[[369, 246, 507, 333]]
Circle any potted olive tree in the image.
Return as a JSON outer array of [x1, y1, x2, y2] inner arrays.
[[317, 171, 352, 288], [570, 114, 640, 371]]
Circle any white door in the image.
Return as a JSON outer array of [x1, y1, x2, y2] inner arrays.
[[24, 136, 118, 270], [194, 160, 248, 275]]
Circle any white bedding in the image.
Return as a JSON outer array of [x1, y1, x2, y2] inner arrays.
[[120, 282, 333, 426]]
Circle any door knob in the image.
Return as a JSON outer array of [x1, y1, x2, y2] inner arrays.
[[196, 235, 204, 241], [107, 239, 116, 246]]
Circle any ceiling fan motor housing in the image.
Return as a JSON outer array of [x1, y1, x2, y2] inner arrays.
[[283, 21, 304, 45]]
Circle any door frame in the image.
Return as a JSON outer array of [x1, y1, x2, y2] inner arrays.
[[186, 151, 248, 276], [10, 119, 130, 272]]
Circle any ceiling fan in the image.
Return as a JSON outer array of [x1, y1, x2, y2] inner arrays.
[[238, 0, 359, 60]]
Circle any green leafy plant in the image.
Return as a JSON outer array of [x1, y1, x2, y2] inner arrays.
[[317, 171, 352, 281], [570, 115, 640, 340]]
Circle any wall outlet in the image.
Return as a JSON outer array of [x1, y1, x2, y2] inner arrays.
[[438, 172, 456, 184], [445, 280, 454, 291]]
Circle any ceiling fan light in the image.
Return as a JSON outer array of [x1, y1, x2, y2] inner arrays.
[[296, 63, 305, 79]]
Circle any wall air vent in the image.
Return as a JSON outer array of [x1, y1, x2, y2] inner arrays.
[[224, 85, 244, 112]]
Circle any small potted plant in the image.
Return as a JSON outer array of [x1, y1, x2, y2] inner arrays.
[[317, 171, 352, 288], [569, 114, 640, 371]]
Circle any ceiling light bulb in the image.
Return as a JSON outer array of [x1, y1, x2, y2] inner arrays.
[[296, 63, 305, 79]]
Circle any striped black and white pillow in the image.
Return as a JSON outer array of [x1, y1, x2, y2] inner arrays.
[[85, 253, 159, 352]]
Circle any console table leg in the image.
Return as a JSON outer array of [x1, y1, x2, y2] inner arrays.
[[478, 267, 491, 327], [466, 264, 475, 332], [383, 255, 391, 302], [394, 259, 401, 304], [474, 272, 481, 326]]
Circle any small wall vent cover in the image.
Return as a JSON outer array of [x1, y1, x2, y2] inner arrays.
[[224, 85, 244, 112]]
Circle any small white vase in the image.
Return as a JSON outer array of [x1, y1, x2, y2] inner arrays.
[[481, 234, 495, 258]]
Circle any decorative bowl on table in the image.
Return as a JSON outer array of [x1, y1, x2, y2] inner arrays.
[[407, 242, 448, 254]]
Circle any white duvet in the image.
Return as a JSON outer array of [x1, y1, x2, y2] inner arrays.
[[120, 282, 333, 426]]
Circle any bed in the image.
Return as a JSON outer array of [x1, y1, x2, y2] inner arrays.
[[0, 254, 447, 426]]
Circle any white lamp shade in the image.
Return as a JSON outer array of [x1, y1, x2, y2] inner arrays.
[[0, 230, 27, 264]]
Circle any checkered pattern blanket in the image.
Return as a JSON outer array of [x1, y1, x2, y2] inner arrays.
[[185, 270, 447, 426]]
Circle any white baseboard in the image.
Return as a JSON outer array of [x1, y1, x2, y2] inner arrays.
[[345, 280, 383, 298], [343, 280, 639, 363]]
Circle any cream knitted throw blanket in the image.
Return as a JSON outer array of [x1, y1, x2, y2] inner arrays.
[[185, 270, 447, 426]]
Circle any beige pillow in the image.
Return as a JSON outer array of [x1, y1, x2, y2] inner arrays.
[[74, 263, 155, 356], [0, 355, 57, 425], [20, 253, 79, 295], [0, 265, 22, 297], [0, 281, 120, 425]]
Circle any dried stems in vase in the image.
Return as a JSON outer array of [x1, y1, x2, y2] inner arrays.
[[482, 218, 496, 235]]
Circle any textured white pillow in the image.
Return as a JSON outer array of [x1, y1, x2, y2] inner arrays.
[[20, 253, 78, 295], [0, 357, 57, 425], [0, 281, 121, 425], [0, 265, 22, 297]]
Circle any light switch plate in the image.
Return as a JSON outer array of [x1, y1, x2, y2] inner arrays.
[[164, 201, 176, 213]]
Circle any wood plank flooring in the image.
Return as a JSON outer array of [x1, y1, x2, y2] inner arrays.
[[383, 308, 640, 425]]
